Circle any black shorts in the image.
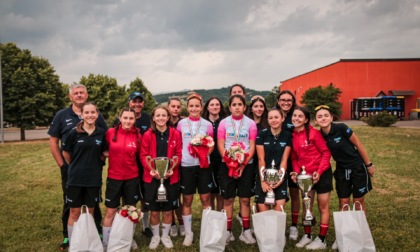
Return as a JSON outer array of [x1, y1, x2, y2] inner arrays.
[[180, 165, 215, 195], [66, 186, 101, 208], [254, 178, 288, 204], [105, 177, 140, 208], [210, 159, 222, 194], [137, 163, 145, 200], [218, 163, 255, 199], [334, 164, 372, 198], [312, 168, 333, 194], [144, 180, 180, 212]]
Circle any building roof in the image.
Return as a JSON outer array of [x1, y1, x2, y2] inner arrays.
[[388, 90, 416, 96]]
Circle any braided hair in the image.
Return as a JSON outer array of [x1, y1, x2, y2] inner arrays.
[[112, 107, 139, 142]]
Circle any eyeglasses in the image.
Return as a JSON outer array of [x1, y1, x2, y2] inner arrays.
[[187, 93, 202, 101], [315, 105, 330, 111], [279, 99, 293, 103], [251, 95, 265, 102]]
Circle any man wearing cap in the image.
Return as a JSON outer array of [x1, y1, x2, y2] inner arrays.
[[48, 83, 108, 250]]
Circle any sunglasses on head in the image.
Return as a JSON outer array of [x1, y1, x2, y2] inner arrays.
[[315, 105, 330, 111], [187, 93, 202, 101], [251, 95, 265, 102]]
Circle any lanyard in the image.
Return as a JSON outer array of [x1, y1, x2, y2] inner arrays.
[[187, 118, 201, 137], [230, 116, 244, 142]]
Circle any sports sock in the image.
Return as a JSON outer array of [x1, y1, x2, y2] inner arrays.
[[242, 216, 250, 230], [182, 215, 192, 234], [67, 225, 73, 243], [304, 226, 311, 238], [227, 218, 233, 231], [292, 212, 299, 226], [102, 226, 111, 246], [142, 211, 149, 231], [151, 224, 160, 237], [319, 224, 329, 242], [162, 223, 171, 237]]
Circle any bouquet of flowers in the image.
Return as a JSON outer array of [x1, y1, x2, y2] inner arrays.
[[188, 134, 214, 168], [223, 142, 248, 178], [120, 205, 142, 223]]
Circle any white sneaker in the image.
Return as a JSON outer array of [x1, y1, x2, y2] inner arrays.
[[332, 240, 338, 249], [296, 235, 312, 248], [183, 232, 194, 246], [239, 229, 256, 244], [289, 226, 299, 240], [179, 225, 186, 236], [161, 235, 174, 249], [170, 225, 178, 237], [306, 237, 327, 250], [235, 214, 243, 226], [131, 239, 138, 250], [226, 231, 235, 243], [149, 236, 160, 250]]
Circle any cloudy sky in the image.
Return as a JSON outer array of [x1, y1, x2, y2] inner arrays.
[[1, 0, 419, 94]]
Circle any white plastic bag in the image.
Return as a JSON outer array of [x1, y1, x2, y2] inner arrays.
[[70, 205, 103, 252], [199, 207, 228, 252], [107, 212, 134, 252], [252, 207, 286, 252], [333, 202, 376, 252]]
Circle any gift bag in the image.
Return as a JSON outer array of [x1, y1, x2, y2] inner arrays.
[[70, 205, 103, 252], [333, 202, 376, 252], [252, 207, 286, 252], [199, 207, 228, 252], [107, 213, 134, 252]]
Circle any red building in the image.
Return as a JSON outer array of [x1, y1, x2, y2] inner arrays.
[[280, 58, 420, 120]]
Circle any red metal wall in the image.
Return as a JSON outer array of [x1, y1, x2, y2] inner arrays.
[[280, 59, 420, 119]]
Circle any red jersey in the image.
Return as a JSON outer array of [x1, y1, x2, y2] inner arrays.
[[106, 125, 142, 180], [291, 125, 331, 176]]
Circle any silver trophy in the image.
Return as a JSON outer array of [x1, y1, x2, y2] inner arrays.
[[260, 160, 285, 205], [146, 156, 178, 202], [297, 166, 314, 225]]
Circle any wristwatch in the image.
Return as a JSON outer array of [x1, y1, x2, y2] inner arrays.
[[365, 162, 373, 168]]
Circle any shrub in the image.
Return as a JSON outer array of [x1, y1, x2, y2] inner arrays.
[[361, 112, 398, 127]]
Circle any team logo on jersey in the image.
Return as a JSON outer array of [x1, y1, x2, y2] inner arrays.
[[226, 132, 248, 138], [287, 123, 293, 129], [95, 139, 102, 145], [346, 128, 352, 134], [264, 142, 270, 145], [78, 140, 84, 143], [334, 137, 341, 143], [183, 132, 192, 137], [358, 187, 366, 193], [279, 142, 286, 147], [127, 142, 137, 148]]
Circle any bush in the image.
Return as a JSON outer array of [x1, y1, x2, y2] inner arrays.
[[361, 112, 398, 127]]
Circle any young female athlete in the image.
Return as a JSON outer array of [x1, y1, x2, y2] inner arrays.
[[218, 94, 257, 245], [290, 106, 332, 250], [256, 108, 291, 211], [140, 105, 182, 249], [62, 102, 106, 243], [176, 93, 214, 246]]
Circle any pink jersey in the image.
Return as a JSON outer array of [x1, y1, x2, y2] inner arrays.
[[177, 117, 213, 167], [218, 115, 257, 163]]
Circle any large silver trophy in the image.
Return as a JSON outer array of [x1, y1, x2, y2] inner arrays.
[[297, 166, 314, 226], [260, 160, 285, 205], [146, 156, 178, 202]]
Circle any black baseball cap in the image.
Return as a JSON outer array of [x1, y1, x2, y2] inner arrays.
[[128, 92, 144, 101]]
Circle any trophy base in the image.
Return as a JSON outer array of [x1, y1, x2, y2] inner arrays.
[[264, 197, 275, 205], [302, 217, 317, 227], [156, 195, 168, 202]]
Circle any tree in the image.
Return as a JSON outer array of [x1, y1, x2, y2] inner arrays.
[[301, 83, 343, 119], [265, 86, 280, 109], [1, 43, 66, 140]]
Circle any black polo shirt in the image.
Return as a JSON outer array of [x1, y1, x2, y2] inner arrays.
[[256, 128, 292, 169], [156, 128, 169, 157], [62, 127, 106, 187], [320, 123, 363, 169], [209, 118, 222, 160], [282, 112, 294, 134], [48, 106, 108, 149], [113, 112, 151, 135]]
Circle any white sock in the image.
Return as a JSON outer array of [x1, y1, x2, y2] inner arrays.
[[67, 225, 73, 243], [142, 212, 149, 231], [102, 226, 111, 246], [151, 224, 160, 237], [162, 223, 171, 237], [182, 215, 192, 234]]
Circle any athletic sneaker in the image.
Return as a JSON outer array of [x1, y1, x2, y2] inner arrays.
[[332, 240, 338, 249], [59, 237, 69, 251], [183, 232, 194, 246], [161, 235, 174, 249], [306, 237, 327, 250], [149, 236, 160, 250], [296, 235, 312, 248], [170, 224, 178, 237], [179, 225, 186, 236], [226, 231, 235, 243], [289, 226, 299, 240], [131, 239, 138, 250], [239, 229, 256, 244], [143, 227, 153, 238], [235, 214, 243, 226]]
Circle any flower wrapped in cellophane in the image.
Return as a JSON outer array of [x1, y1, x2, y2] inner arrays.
[[223, 142, 248, 178], [188, 134, 214, 168]]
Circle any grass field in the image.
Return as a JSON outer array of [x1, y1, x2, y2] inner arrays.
[[0, 126, 419, 251]]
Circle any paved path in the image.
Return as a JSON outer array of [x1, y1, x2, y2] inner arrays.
[[1, 120, 419, 142]]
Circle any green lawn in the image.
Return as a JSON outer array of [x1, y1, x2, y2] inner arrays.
[[0, 126, 419, 251]]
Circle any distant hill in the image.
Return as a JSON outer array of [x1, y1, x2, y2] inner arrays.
[[153, 87, 271, 105]]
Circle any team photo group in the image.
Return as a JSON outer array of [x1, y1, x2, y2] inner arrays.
[[49, 83, 376, 251]]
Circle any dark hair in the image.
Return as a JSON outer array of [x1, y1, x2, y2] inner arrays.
[[113, 108, 137, 142], [276, 90, 297, 113], [229, 84, 246, 96], [76, 102, 98, 133], [267, 108, 285, 119], [228, 94, 246, 107], [150, 105, 171, 132], [293, 106, 311, 145], [202, 97, 227, 120], [248, 96, 268, 128], [168, 97, 181, 105]]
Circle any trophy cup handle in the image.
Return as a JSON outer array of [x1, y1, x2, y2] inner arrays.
[[259, 166, 266, 182], [169, 156, 179, 171], [279, 167, 286, 181], [146, 156, 154, 170]]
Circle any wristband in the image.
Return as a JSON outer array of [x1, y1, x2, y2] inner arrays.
[[365, 162, 373, 168]]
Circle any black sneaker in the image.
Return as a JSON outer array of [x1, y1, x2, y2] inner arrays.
[[59, 238, 69, 251], [142, 227, 153, 238]]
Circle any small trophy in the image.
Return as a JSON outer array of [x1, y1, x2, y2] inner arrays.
[[297, 166, 314, 226], [260, 160, 285, 205], [146, 156, 178, 202]]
